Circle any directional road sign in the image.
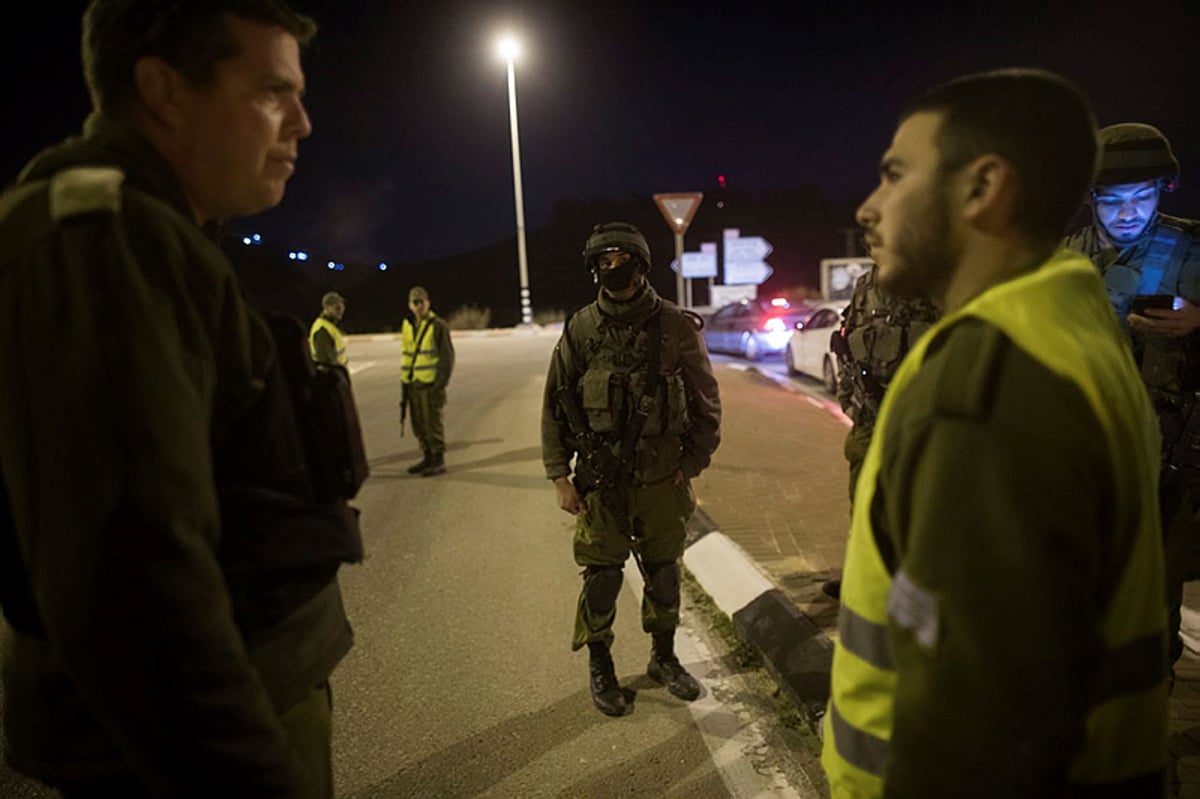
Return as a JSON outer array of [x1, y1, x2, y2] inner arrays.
[[723, 235, 774, 285], [681, 251, 718, 279]]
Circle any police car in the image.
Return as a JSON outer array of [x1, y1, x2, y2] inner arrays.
[[703, 297, 813, 361]]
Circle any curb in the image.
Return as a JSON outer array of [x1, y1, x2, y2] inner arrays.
[[683, 507, 834, 727]]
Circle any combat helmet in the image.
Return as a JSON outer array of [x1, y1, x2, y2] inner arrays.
[[582, 222, 652, 276], [1096, 123, 1180, 191]]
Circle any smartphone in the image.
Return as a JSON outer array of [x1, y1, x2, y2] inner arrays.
[[1129, 295, 1175, 315]]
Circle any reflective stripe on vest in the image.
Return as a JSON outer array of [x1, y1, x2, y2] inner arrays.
[[401, 315, 440, 384], [308, 316, 347, 365], [822, 250, 1167, 797]]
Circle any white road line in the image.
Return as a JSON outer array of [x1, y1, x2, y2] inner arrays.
[[625, 564, 812, 798], [349, 361, 375, 376]]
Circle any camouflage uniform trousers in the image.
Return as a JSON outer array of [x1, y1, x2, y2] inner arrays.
[[571, 476, 697, 650], [407, 382, 447, 455]]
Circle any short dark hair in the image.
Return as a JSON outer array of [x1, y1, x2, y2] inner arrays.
[[83, 0, 318, 115], [900, 68, 1098, 242]]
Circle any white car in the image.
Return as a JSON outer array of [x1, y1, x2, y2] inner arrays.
[[785, 300, 848, 393]]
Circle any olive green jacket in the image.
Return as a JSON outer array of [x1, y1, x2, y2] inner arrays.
[[0, 113, 352, 796]]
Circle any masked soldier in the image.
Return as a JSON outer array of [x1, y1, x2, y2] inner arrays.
[[541, 222, 721, 717], [1063, 123, 1200, 673]]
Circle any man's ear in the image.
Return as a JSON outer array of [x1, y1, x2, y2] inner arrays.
[[132, 56, 186, 128], [960, 154, 1017, 229]]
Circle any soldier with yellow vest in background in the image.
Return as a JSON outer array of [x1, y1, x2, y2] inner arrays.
[[822, 68, 1167, 797], [400, 286, 455, 476], [310, 290, 348, 365]]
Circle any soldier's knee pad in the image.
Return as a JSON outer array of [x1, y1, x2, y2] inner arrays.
[[583, 564, 624, 611], [644, 561, 680, 604]]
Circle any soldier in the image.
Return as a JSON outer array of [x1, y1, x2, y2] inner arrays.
[[310, 291, 348, 366], [1063, 123, 1200, 673], [400, 286, 455, 477], [833, 263, 940, 503], [823, 68, 1166, 797], [0, 2, 365, 797], [541, 222, 721, 717]]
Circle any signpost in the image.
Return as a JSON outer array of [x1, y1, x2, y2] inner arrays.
[[653, 192, 703, 306], [723, 235, 774, 285]]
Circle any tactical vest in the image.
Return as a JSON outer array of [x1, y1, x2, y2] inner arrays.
[[568, 303, 692, 483], [823, 252, 1167, 796], [1101, 221, 1193, 321], [309, 315, 348, 365], [843, 267, 940, 390], [401, 315, 441, 384]]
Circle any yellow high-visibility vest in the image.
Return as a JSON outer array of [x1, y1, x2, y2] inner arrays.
[[309, 316, 347, 365], [401, 315, 440, 384], [822, 250, 1167, 796]]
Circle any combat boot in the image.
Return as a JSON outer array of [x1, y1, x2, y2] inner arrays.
[[587, 642, 626, 717], [420, 452, 446, 477], [407, 451, 432, 474], [647, 631, 701, 701]]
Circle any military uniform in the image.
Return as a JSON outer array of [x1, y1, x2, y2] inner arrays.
[[0, 113, 362, 796], [543, 283, 721, 645], [1064, 214, 1200, 667], [834, 264, 940, 503], [310, 312, 348, 366], [823, 252, 1167, 797], [400, 305, 455, 474]]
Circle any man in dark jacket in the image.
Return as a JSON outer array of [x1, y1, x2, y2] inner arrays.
[[541, 222, 721, 717], [0, 2, 363, 796]]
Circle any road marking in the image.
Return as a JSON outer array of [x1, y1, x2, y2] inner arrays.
[[349, 361, 375, 376], [625, 564, 813, 798]]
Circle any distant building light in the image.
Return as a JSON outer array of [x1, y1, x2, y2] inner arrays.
[[327, 261, 336, 270], [378, 262, 388, 272], [288, 252, 297, 260], [296, 251, 308, 261], [242, 236, 252, 245], [252, 233, 262, 243]]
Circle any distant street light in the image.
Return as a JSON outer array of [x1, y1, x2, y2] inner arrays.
[[497, 34, 532, 326]]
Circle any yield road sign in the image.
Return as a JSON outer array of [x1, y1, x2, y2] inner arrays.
[[654, 192, 704, 234]]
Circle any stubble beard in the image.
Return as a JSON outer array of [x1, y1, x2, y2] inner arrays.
[[876, 179, 956, 302]]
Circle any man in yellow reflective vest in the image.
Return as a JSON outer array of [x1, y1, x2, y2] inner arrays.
[[400, 286, 455, 476], [822, 68, 1168, 797], [310, 291, 348, 365]]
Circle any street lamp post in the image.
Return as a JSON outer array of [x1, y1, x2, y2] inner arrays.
[[498, 36, 532, 326]]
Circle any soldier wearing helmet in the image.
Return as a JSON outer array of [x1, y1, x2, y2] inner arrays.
[[541, 222, 721, 717], [1064, 123, 1200, 675]]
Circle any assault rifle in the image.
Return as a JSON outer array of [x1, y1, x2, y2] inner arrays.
[[555, 383, 655, 588], [829, 327, 884, 425]]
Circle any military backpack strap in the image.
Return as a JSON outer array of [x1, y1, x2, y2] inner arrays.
[[1150, 225, 1192, 298]]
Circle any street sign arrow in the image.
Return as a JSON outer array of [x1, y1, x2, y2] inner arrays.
[[681, 251, 718, 279], [724, 236, 773, 263], [724, 261, 774, 285]]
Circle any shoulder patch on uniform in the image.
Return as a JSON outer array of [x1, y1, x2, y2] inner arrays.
[[928, 318, 1008, 419], [49, 166, 125, 221], [681, 309, 705, 331]]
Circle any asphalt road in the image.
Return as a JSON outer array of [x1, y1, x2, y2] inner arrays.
[[0, 331, 825, 798]]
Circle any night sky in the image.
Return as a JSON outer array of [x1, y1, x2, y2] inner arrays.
[[5, 1, 1197, 271]]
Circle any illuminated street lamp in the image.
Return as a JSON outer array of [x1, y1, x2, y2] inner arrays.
[[497, 34, 532, 326]]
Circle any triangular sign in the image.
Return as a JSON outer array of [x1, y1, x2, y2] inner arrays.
[[653, 192, 704, 234]]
